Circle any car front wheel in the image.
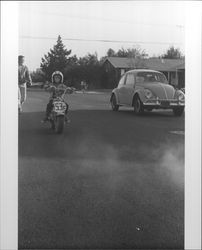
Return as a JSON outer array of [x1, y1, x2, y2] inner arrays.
[[173, 106, 184, 116], [145, 107, 153, 112], [133, 95, 144, 115], [111, 94, 119, 111]]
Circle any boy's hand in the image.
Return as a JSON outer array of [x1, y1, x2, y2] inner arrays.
[[66, 87, 75, 94], [44, 83, 50, 89], [27, 81, 32, 87]]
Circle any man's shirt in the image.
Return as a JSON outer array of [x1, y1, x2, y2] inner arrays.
[[18, 65, 32, 85]]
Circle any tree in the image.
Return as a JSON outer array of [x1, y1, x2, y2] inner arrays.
[[30, 68, 45, 83], [126, 47, 147, 59], [162, 46, 183, 59], [40, 35, 72, 80], [105, 46, 146, 59], [117, 46, 146, 58], [64, 55, 79, 86], [78, 52, 99, 66], [116, 47, 128, 57], [77, 52, 102, 88], [64, 52, 103, 89]]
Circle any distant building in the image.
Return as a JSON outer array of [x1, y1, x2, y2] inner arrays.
[[102, 57, 185, 89]]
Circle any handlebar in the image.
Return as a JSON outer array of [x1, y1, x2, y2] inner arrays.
[[44, 84, 76, 97]]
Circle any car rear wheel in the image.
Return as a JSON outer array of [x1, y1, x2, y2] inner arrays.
[[133, 95, 144, 115], [111, 94, 119, 111], [173, 106, 184, 116]]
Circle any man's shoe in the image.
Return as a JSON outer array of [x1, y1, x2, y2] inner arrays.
[[18, 106, 22, 114]]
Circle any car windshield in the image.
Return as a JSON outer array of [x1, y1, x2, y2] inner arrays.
[[136, 72, 167, 84]]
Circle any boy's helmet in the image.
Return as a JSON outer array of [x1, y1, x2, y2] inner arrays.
[[51, 71, 63, 83]]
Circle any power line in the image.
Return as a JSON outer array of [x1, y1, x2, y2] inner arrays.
[[19, 36, 183, 45]]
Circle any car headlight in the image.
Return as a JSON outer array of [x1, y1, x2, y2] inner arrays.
[[178, 93, 185, 101], [144, 89, 154, 99]]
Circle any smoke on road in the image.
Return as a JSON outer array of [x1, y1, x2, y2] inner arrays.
[[71, 135, 184, 192], [152, 142, 184, 189]]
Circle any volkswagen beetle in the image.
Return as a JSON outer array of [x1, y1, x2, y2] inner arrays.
[[110, 69, 185, 116]]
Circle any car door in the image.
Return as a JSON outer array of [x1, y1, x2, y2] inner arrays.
[[117, 74, 126, 104], [122, 73, 135, 105]]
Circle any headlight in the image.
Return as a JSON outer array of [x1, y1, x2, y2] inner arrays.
[[144, 89, 154, 99], [178, 93, 185, 101]]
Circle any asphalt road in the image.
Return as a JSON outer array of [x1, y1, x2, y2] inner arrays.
[[19, 89, 185, 250]]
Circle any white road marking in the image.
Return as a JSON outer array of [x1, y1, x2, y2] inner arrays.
[[75, 91, 106, 95], [169, 131, 185, 135]]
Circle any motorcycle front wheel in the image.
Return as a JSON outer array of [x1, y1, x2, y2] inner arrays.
[[50, 119, 55, 131], [55, 116, 65, 134]]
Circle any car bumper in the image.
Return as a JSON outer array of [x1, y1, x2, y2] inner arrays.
[[143, 99, 185, 109]]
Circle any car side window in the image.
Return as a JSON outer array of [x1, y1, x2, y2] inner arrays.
[[125, 74, 135, 85], [118, 75, 125, 87]]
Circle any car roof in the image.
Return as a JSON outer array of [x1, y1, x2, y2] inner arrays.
[[125, 69, 162, 74]]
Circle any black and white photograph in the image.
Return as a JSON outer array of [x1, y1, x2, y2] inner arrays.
[[0, 1, 201, 250]]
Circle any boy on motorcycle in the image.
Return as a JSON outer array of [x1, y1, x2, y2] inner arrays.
[[42, 71, 73, 122]]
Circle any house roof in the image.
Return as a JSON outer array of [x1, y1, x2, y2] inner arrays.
[[104, 57, 185, 72], [142, 58, 185, 72], [104, 57, 139, 69], [168, 62, 185, 71]]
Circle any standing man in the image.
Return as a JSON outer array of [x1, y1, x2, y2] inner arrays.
[[18, 55, 32, 110]]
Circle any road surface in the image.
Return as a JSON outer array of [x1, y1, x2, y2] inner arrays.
[[19, 89, 184, 249]]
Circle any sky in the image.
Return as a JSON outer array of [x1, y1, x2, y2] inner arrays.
[[19, 1, 186, 71]]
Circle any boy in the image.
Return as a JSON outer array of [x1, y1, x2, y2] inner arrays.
[[42, 71, 73, 122]]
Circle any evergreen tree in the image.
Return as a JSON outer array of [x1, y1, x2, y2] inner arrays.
[[40, 35, 71, 80]]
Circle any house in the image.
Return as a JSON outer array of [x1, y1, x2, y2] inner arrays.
[[102, 57, 185, 89], [142, 58, 185, 89], [167, 61, 185, 89]]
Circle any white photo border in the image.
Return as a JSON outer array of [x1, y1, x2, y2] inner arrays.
[[0, 1, 18, 250], [0, 1, 201, 250]]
